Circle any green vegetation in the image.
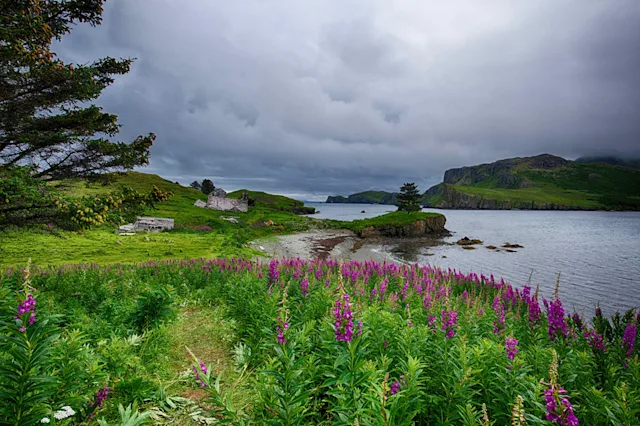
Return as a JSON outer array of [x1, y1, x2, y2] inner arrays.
[[397, 182, 421, 212], [455, 185, 602, 208], [423, 154, 640, 210], [0, 172, 318, 268], [341, 211, 443, 232], [326, 190, 397, 204], [228, 189, 315, 214], [1, 171, 446, 268], [1, 1, 156, 228], [1, 259, 638, 424], [576, 155, 640, 170]]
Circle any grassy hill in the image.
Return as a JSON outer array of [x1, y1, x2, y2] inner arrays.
[[1, 172, 317, 267], [326, 190, 397, 204], [423, 154, 640, 210]]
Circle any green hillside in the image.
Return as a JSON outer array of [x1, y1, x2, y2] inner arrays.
[[423, 154, 640, 210], [326, 190, 397, 204], [228, 189, 315, 214], [1, 173, 316, 267]]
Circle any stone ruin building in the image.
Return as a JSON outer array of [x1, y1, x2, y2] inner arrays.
[[118, 216, 174, 233], [194, 188, 249, 212]]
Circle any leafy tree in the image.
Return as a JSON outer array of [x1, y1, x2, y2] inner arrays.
[[397, 182, 421, 213], [190, 180, 202, 191], [201, 179, 215, 195], [0, 0, 154, 180], [0, 0, 162, 228]]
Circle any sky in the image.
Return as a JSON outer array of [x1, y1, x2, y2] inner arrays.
[[56, 0, 640, 200]]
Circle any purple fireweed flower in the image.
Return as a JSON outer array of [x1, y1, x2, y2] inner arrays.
[[423, 294, 432, 310], [276, 319, 289, 345], [276, 289, 290, 345], [492, 295, 506, 334], [267, 260, 279, 287], [15, 293, 37, 331], [548, 299, 568, 341], [191, 358, 210, 388], [528, 297, 542, 328], [441, 309, 458, 338], [594, 306, 602, 318], [505, 336, 518, 361], [572, 313, 584, 330], [334, 293, 354, 342], [389, 380, 400, 395], [300, 278, 309, 296], [583, 330, 606, 352], [88, 387, 109, 409], [622, 323, 636, 358], [544, 384, 578, 425]]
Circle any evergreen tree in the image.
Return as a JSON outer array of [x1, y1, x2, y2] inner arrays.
[[200, 179, 215, 195], [0, 0, 154, 181], [397, 182, 421, 213], [190, 181, 202, 191], [0, 1, 164, 228]]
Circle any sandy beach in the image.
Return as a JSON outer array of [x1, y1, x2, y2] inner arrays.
[[256, 229, 397, 263], [255, 229, 452, 264]]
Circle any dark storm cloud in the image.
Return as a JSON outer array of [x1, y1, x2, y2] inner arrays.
[[54, 0, 640, 200]]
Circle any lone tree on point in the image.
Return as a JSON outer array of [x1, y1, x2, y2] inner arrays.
[[397, 182, 421, 213]]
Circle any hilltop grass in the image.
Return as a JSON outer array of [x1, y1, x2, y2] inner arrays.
[[349, 190, 393, 203], [340, 211, 443, 232], [2, 173, 449, 268], [453, 184, 603, 209], [424, 160, 640, 210], [1, 172, 318, 268], [522, 164, 640, 209], [0, 229, 243, 268]]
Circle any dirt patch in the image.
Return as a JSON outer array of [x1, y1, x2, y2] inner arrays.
[[311, 236, 348, 260]]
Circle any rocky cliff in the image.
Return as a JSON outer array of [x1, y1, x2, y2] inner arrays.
[[352, 214, 447, 238], [442, 154, 568, 189], [422, 154, 640, 211], [423, 183, 591, 210]]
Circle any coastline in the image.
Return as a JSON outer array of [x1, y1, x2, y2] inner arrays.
[[257, 229, 395, 263], [256, 229, 450, 264]]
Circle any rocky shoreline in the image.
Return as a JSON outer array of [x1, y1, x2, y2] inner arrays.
[[256, 230, 391, 262], [257, 229, 451, 263]]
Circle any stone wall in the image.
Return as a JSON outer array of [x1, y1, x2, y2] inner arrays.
[[355, 215, 448, 238], [118, 216, 174, 232]]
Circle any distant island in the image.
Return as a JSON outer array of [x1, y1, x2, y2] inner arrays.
[[422, 154, 640, 210], [326, 190, 398, 205]]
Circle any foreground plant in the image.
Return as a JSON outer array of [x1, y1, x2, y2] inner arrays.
[[1, 257, 638, 424]]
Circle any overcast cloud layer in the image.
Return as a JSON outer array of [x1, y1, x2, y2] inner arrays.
[[56, 0, 640, 200]]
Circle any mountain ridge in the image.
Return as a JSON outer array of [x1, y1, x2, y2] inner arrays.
[[326, 190, 398, 205], [422, 154, 640, 210]]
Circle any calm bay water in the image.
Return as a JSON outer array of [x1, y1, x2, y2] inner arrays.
[[305, 202, 640, 315]]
